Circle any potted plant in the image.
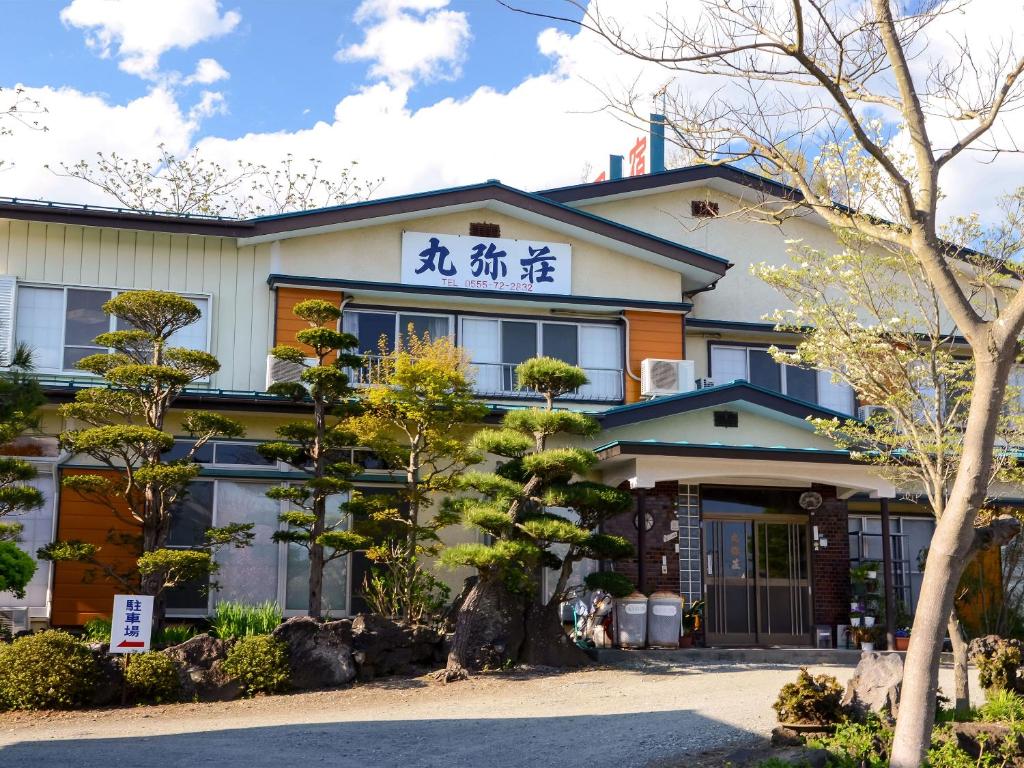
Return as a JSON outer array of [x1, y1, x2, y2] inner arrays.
[[850, 608, 863, 627], [894, 628, 910, 651], [680, 599, 704, 647], [864, 615, 876, 628], [863, 561, 880, 581], [850, 601, 860, 612], [850, 626, 877, 651]]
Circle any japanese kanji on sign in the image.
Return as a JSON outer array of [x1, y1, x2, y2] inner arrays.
[[401, 232, 572, 295], [110, 594, 154, 654]]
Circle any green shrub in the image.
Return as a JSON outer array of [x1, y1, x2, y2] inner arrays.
[[210, 601, 282, 640], [584, 571, 634, 598], [980, 690, 1024, 722], [772, 667, 845, 726], [125, 652, 181, 704], [222, 635, 289, 696], [0, 630, 99, 710], [808, 719, 892, 768], [973, 638, 1023, 693], [82, 617, 112, 644], [0, 540, 36, 599], [154, 624, 196, 649]]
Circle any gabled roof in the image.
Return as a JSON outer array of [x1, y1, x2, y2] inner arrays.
[[0, 181, 732, 289], [596, 380, 856, 429]]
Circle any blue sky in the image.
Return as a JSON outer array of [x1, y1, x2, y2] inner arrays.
[[1, 1, 579, 139]]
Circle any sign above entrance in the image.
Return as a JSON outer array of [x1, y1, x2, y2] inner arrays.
[[400, 231, 572, 296]]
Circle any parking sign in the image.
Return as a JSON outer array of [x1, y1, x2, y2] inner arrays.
[[110, 594, 154, 653]]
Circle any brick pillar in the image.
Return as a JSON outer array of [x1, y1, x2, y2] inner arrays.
[[809, 485, 850, 626], [605, 481, 680, 594]]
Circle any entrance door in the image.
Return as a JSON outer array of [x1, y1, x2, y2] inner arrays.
[[703, 518, 811, 646]]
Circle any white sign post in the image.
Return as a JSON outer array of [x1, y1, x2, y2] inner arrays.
[[110, 594, 154, 654], [401, 231, 572, 296]]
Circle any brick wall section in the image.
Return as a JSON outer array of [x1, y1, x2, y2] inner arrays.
[[605, 481, 680, 594], [809, 485, 851, 627]]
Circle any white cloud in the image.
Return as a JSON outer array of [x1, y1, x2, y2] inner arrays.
[[60, 0, 241, 81], [338, 0, 471, 88], [184, 58, 230, 86]]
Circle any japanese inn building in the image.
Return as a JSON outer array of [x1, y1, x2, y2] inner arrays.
[[0, 161, 997, 646]]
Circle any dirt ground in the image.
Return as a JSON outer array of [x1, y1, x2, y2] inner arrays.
[[0, 658, 982, 768]]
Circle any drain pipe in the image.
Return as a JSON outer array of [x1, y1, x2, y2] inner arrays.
[[620, 312, 641, 385]]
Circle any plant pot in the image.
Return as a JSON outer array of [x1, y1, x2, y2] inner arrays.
[[861, 642, 875, 652], [850, 602, 859, 611], [866, 570, 877, 580], [679, 634, 695, 648], [851, 617, 862, 627], [894, 637, 910, 651], [864, 616, 876, 628]]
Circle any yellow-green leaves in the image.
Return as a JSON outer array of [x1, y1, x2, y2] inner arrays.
[[515, 357, 588, 399], [293, 299, 341, 326]]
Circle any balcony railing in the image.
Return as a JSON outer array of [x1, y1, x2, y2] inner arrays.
[[347, 355, 622, 402]]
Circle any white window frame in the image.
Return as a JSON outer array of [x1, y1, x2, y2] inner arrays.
[[457, 315, 624, 400], [343, 308, 454, 353], [709, 343, 854, 414], [14, 282, 212, 376], [165, 477, 355, 620]]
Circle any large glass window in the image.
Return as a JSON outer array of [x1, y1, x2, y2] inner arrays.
[[15, 285, 209, 374], [459, 317, 623, 401], [4, 475, 54, 615], [165, 481, 215, 614], [710, 344, 855, 415], [848, 514, 935, 615], [213, 482, 281, 605], [285, 492, 348, 614], [343, 310, 452, 356]]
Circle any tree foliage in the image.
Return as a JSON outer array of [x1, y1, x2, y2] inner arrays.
[[38, 290, 248, 628], [50, 145, 381, 217], [258, 299, 370, 618], [344, 331, 486, 622]]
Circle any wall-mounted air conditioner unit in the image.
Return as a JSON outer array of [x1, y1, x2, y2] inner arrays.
[[265, 354, 316, 390], [695, 377, 716, 390], [640, 358, 696, 398], [857, 405, 888, 422], [0, 606, 29, 636]]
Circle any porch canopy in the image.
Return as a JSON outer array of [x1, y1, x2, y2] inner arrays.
[[595, 440, 896, 499]]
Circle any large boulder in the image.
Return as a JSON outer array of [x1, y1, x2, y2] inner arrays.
[[272, 616, 356, 689], [842, 651, 904, 722], [351, 614, 444, 681], [162, 634, 240, 701]]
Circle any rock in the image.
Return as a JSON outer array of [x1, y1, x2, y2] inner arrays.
[[950, 722, 1021, 761], [90, 650, 124, 706], [351, 614, 443, 681], [842, 651, 904, 722], [770, 726, 804, 747], [162, 634, 240, 701], [272, 616, 356, 689]]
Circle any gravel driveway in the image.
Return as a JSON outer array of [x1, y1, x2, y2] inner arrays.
[[0, 657, 982, 768]]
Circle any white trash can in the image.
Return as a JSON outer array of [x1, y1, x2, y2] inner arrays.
[[647, 591, 682, 648], [614, 592, 649, 648]]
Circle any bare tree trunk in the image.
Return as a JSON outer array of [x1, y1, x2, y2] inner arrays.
[[948, 609, 970, 716], [519, 600, 590, 668], [443, 574, 527, 682], [891, 359, 1007, 767]]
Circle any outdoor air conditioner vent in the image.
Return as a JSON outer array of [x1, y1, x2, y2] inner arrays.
[[265, 354, 316, 390], [857, 405, 888, 422], [0, 607, 29, 636], [640, 358, 696, 398], [695, 377, 716, 390]]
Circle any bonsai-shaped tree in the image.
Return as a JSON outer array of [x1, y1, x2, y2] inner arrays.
[[442, 357, 632, 680], [38, 290, 251, 630], [258, 299, 371, 619], [0, 344, 47, 598], [345, 331, 486, 622]]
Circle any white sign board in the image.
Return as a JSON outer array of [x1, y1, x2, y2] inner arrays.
[[110, 594, 154, 654], [401, 231, 571, 296]]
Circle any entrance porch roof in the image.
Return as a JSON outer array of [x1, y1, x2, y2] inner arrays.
[[595, 439, 897, 499]]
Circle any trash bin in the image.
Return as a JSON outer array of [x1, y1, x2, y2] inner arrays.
[[615, 592, 648, 648], [647, 591, 682, 648]]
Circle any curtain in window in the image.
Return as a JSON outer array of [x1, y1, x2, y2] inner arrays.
[[461, 318, 501, 393], [167, 297, 209, 352], [710, 346, 747, 385], [399, 314, 449, 344], [817, 370, 855, 415], [15, 287, 63, 370], [213, 482, 280, 605], [578, 325, 622, 400]]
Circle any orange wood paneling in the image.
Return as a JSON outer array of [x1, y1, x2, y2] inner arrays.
[[624, 310, 685, 403], [274, 287, 344, 356], [956, 546, 1004, 636], [51, 468, 139, 627]]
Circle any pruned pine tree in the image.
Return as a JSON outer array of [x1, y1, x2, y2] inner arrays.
[[37, 291, 251, 630], [756, 233, 1024, 713], [442, 357, 632, 680], [0, 344, 47, 597], [258, 299, 371, 619], [345, 331, 486, 623]]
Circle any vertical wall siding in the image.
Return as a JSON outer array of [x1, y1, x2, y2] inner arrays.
[[50, 468, 139, 627], [624, 310, 685, 402], [0, 219, 272, 392]]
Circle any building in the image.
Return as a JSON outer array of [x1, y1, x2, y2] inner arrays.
[[0, 164, 1000, 643]]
